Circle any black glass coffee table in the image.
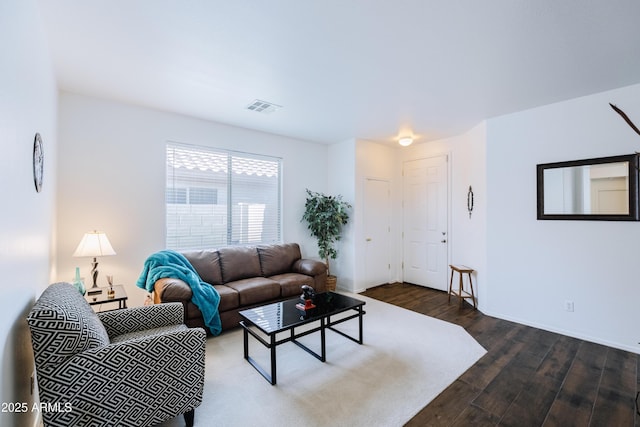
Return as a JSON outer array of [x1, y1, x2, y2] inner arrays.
[[239, 292, 366, 385]]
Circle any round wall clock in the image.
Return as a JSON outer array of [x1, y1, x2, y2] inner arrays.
[[33, 133, 44, 193]]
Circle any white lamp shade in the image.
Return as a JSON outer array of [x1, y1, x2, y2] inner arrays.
[[73, 231, 116, 257]]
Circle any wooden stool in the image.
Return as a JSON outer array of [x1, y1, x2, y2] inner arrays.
[[448, 264, 476, 309]]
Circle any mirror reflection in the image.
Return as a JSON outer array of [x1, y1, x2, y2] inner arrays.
[[543, 162, 629, 215]]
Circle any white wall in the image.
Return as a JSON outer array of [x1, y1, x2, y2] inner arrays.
[[449, 124, 487, 307], [57, 93, 327, 304], [486, 83, 640, 353], [0, 1, 58, 426], [327, 139, 357, 290], [325, 138, 399, 293], [354, 139, 400, 291]]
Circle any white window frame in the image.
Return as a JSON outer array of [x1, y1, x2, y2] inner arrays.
[[166, 141, 282, 250]]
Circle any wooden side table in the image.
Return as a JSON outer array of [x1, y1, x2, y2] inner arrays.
[[85, 285, 128, 310], [448, 265, 476, 309]]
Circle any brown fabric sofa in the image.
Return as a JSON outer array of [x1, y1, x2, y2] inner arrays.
[[154, 243, 327, 332]]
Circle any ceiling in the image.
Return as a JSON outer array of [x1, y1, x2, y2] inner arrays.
[[36, 0, 640, 145]]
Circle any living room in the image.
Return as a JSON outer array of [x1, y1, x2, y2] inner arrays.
[[3, 1, 640, 426]]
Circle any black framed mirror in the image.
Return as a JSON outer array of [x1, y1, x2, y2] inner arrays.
[[537, 153, 640, 221]]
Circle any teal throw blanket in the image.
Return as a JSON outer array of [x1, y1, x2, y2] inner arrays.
[[136, 250, 222, 336]]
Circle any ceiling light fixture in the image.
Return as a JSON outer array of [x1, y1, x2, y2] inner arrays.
[[398, 137, 413, 147]]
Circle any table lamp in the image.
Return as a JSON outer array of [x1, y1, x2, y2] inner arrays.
[[73, 231, 116, 290]]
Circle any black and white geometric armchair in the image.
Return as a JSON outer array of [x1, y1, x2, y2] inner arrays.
[[27, 282, 206, 427]]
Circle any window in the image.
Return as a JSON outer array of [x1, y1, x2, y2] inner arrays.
[[166, 142, 282, 250]]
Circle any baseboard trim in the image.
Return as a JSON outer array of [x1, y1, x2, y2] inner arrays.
[[482, 308, 640, 355]]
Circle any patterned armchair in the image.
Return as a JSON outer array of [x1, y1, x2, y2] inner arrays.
[[27, 282, 206, 427]]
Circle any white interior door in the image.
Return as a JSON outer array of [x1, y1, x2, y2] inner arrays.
[[363, 178, 391, 288], [402, 156, 448, 290]]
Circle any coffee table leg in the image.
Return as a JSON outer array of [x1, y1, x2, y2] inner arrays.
[[243, 324, 249, 360], [358, 306, 364, 344], [320, 317, 326, 362], [270, 333, 277, 385], [241, 321, 277, 385]]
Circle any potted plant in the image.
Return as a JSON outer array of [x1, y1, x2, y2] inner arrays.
[[301, 189, 351, 291]]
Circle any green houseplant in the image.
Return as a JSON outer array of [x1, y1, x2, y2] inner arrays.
[[301, 189, 351, 290]]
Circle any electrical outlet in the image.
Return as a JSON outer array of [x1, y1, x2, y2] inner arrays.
[[564, 300, 574, 312]]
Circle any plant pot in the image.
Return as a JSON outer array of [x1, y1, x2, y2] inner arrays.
[[326, 275, 337, 291]]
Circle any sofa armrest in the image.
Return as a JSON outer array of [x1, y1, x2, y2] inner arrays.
[[98, 302, 184, 338], [292, 258, 327, 277], [154, 277, 193, 304]]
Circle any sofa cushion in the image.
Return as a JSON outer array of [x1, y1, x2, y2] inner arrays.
[[213, 284, 239, 312], [27, 282, 110, 370], [269, 273, 315, 298], [182, 250, 224, 285], [224, 277, 281, 306], [257, 243, 302, 277], [184, 301, 202, 320], [218, 246, 262, 283], [183, 284, 239, 321]]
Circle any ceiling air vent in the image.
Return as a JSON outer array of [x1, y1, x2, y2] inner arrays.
[[246, 99, 282, 114]]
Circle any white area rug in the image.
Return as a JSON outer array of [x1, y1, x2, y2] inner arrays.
[[157, 294, 486, 427]]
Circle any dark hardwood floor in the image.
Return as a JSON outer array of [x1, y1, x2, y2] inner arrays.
[[361, 283, 639, 427]]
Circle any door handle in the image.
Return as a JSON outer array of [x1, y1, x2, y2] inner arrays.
[[441, 239, 447, 243]]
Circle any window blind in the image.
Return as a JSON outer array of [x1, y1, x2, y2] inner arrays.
[[166, 142, 282, 250]]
